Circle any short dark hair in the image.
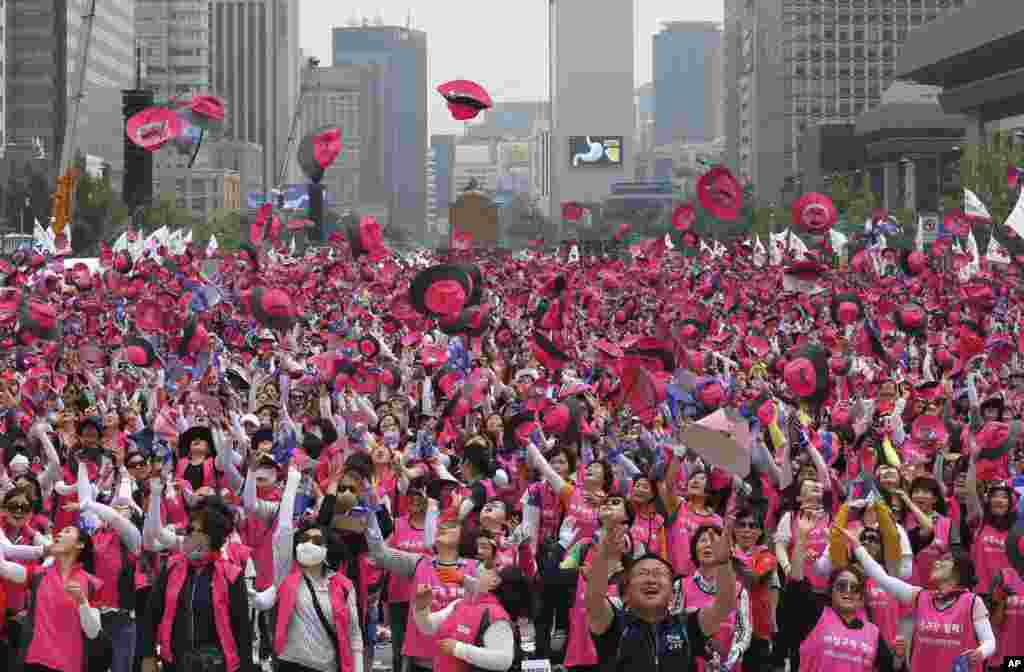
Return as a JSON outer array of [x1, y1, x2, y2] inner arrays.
[[344, 452, 373, 482], [192, 496, 235, 551], [689, 524, 724, 569]]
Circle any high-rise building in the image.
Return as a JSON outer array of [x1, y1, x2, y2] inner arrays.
[[7, 0, 133, 172], [465, 101, 547, 140], [724, 0, 966, 206], [430, 134, 455, 234], [549, 0, 635, 234], [209, 0, 301, 193], [5, 0, 63, 163], [653, 21, 722, 147], [72, 0, 135, 181], [299, 64, 367, 212], [136, 0, 210, 98], [332, 25, 427, 239]]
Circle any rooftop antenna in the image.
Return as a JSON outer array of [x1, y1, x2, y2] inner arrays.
[[361, 16, 369, 27], [406, 9, 413, 29], [345, 9, 359, 26], [373, 10, 384, 26]]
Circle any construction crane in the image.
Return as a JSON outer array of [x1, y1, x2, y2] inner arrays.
[[50, 0, 99, 245]]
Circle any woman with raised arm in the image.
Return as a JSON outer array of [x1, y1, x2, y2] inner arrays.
[[840, 527, 994, 672]]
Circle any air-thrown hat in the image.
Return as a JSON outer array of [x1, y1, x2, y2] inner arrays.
[[437, 79, 493, 121], [409, 264, 475, 318], [783, 345, 829, 403], [123, 337, 158, 368], [791, 192, 837, 234], [250, 286, 295, 331], [344, 214, 387, 260], [697, 166, 742, 221], [298, 125, 343, 183], [830, 293, 864, 326], [126, 106, 181, 152], [895, 303, 927, 336]]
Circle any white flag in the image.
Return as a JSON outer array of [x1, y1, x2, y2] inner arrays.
[[986, 234, 1011, 265], [206, 234, 219, 256], [966, 229, 981, 276], [33, 220, 55, 255], [829, 228, 849, 255], [964, 188, 992, 222], [1006, 189, 1024, 239], [915, 216, 924, 252], [664, 233, 675, 250], [112, 231, 128, 253], [289, 235, 296, 257], [713, 241, 728, 259], [788, 233, 810, 258], [753, 236, 766, 268], [700, 239, 713, 256]]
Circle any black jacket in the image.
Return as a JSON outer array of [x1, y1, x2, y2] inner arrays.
[[138, 556, 254, 672]]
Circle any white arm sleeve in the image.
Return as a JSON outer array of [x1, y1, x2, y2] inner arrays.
[[80, 604, 102, 639], [973, 598, 995, 658], [413, 600, 458, 635], [249, 585, 278, 612], [853, 546, 919, 604], [454, 620, 516, 671]]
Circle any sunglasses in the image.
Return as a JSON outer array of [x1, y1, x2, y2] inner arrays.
[[127, 460, 147, 469], [834, 579, 863, 594], [861, 534, 881, 545], [734, 520, 761, 530]]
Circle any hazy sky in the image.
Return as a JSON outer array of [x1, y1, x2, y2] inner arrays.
[[298, 0, 723, 135]]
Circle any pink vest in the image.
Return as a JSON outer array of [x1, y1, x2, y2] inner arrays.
[[994, 568, 1024, 667], [630, 508, 666, 558], [387, 517, 429, 603], [158, 555, 241, 672], [274, 569, 355, 672], [23, 564, 100, 672], [435, 595, 510, 672], [910, 516, 951, 587], [666, 505, 723, 577], [175, 457, 218, 490], [970, 524, 1009, 595], [565, 486, 600, 545], [238, 489, 282, 591], [864, 577, 899, 647], [564, 550, 619, 668], [683, 573, 742, 672], [910, 590, 980, 672], [528, 481, 563, 543], [789, 513, 830, 591], [798, 607, 879, 672], [402, 558, 478, 661]]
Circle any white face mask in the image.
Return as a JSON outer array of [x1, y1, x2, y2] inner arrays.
[[296, 541, 327, 567]]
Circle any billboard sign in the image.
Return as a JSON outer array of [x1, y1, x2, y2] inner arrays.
[[247, 186, 331, 210], [569, 136, 623, 168]]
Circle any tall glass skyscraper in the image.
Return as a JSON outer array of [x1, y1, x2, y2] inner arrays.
[[653, 21, 722, 147], [332, 25, 427, 240]]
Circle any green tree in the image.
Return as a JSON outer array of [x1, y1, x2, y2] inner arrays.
[[74, 172, 128, 254], [194, 208, 242, 251], [141, 197, 193, 232]]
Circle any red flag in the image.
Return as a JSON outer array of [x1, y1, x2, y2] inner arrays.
[[250, 203, 271, 244]]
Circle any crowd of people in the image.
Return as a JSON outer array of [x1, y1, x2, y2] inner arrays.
[[0, 204, 1022, 672]]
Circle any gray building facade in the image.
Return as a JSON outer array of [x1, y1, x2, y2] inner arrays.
[[332, 26, 427, 240], [209, 0, 301, 193], [653, 21, 722, 146], [136, 0, 210, 99], [725, 0, 965, 207], [549, 0, 635, 235]]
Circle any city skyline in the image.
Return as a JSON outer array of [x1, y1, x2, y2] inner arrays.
[[297, 0, 723, 135]]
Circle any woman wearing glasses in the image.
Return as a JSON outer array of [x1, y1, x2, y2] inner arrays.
[[841, 527, 995, 672], [783, 511, 907, 672], [732, 507, 779, 672], [249, 467, 364, 672]]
